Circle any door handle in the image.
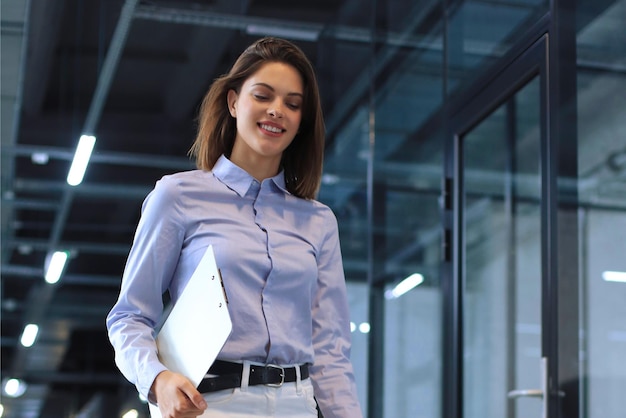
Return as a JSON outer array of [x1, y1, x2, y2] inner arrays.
[[508, 389, 543, 399], [507, 357, 548, 418]]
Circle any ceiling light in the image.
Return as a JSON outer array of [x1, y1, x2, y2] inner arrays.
[[45, 251, 69, 284], [602, 271, 626, 283], [31, 152, 49, 165], [122, 409, 138, 418], [20, 324, 39, 347], [245, 25, 320, 41], [385, 273, 424, 299], [67, 134, 96, 186], [321, 173, 340, 185], [3, 299, 18, 312], [3, 378, 27, 398], [17, 244, 33, 255], [358, 322, 371, 333], [0, 403, 4, 417]]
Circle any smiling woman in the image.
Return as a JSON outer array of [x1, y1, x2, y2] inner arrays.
[[106, 37, 363, 418], [190, 37, 326, 201], [227, 61, 304, 181]]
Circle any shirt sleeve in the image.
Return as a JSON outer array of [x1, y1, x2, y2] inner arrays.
[[309, 209, 364, 418], [106, 175, 185, 400]]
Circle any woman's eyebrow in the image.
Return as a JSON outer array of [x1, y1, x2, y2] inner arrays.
[[252, 82, 303, 98]]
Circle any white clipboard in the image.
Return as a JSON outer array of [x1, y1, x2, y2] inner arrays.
[[149, 245, 232, 417]]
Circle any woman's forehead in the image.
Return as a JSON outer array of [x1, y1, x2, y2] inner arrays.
[[243, 62, 304, 93]]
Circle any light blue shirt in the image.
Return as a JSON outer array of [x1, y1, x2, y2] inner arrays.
[[106, 155, 362, 417]]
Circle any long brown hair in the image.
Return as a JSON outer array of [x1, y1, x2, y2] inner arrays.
[[189, 37, 325, 200]]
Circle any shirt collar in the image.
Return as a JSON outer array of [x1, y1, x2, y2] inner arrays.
[[212, 155, 290, 197]]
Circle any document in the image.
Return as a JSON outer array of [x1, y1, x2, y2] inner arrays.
[[149, 245, 232, 418]]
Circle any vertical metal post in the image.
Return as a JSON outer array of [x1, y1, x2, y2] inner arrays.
[[442, 0, 464, 416], [505, 98, 519, 418], [366, 1, 386, 417], [546, 1, 579, 417]]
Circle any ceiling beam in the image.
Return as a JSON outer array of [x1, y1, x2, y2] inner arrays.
[[20, 0, 66, 116], [0, 370, 122, 385], [162, 0, 252, 122], [5, 144, 194, 169], [12, 178, 151, 198], [1, 0, 31, 268], [2, 267, 121, 287]]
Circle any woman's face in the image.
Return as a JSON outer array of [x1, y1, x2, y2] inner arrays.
[[228, 61, 303, 169]]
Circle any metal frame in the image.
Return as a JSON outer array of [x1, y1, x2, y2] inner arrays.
[[441, 0, 582, 414], [547, 1, 580, 417], [443, 31, 551, 418]]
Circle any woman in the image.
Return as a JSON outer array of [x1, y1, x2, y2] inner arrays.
[[106, 37, 363, 418]]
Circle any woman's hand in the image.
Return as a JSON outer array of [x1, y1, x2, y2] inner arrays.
[[151, 370, 207, 418]]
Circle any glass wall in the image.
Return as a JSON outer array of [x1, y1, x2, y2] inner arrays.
[[318, 0, 551, 417], [360, 1, 549, 417], [374, 8, 445, 415], [576, 1, 626, 417], [318, 0, 624, 417], [313, 1, 375, 414], [447, 0, 548, 93], [346, 281, 370, 416]]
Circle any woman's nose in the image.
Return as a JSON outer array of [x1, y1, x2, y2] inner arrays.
[[267, 101, 283, 118]]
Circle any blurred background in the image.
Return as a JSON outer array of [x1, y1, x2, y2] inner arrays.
[[1, 0, 624, 417]]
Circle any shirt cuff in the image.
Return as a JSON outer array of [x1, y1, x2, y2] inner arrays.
[[140, 362, 169, 404]]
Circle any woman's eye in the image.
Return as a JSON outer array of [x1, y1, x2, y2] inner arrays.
[[253, 94, 268, 101], [287, 103, 301, 110]]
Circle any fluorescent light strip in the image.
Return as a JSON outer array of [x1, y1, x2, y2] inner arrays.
[[246, 25, 320, 41], [20, 324, 39, 348], [45, 251, 69, 284], [385, 273, 424, 299], [67, 134, 96, 186], [602, 271, 626, 283]]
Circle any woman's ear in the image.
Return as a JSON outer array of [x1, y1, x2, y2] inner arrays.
[[227, 90, 238, 118]]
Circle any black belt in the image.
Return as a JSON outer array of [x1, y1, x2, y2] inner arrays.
[[197, 360, 309, 393]]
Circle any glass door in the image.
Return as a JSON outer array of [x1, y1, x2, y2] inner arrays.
[[462, 76, 543, 418], [443, 35, 580, 418]]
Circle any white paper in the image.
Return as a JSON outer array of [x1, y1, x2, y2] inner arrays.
[[149, 245, 232, 417]]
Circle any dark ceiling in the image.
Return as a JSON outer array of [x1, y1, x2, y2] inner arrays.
[[2, 0, 625, 417]]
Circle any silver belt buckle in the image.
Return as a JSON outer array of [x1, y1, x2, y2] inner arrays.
[[265, 364, 285, 387]]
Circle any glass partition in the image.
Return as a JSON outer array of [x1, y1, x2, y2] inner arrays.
[[371, 2, 445, 417], [323, 1, 624, 417], [447, 0, 548, 94], [577, 1, 626, 417], [321, 1, 553, 416]]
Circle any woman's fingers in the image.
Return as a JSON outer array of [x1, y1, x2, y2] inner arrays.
[[152, 370, 207, 417]]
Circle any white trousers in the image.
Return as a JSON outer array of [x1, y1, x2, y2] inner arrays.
[[198, 361, 318, 417]]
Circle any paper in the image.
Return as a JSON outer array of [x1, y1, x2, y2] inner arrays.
[[149, 245, 232, 417]]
